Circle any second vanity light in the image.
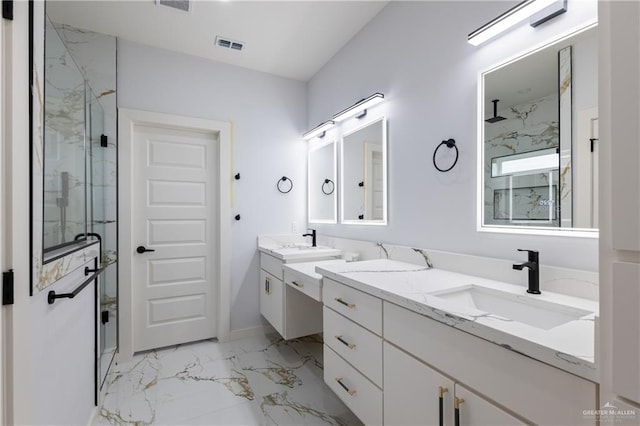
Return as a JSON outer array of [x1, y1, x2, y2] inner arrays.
[[302, 92, 385, 140]]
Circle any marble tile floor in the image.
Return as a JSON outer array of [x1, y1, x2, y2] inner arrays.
[[97, 334, 363, 426]]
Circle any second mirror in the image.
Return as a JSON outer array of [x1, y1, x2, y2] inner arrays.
[[341, 117, 387, 224]]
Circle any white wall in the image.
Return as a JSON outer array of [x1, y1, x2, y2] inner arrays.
[[5, 3, 97, 424], [117, 41, 307, 331], [307, 0, 599, 271]]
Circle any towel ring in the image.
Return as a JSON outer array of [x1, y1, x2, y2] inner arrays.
[[277, 176, 293, 193], [433, 138, 459, 172], [322, 178, 335, 195]]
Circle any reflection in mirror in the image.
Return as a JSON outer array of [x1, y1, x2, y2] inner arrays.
[[43, 16, 87, 250], [308, 139, 337, 223], [481, 25, 597, 233], [341, 117, 387, 224]]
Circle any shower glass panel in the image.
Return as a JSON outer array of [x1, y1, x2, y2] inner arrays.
[[87, 89, 117, 389], [43, 17, 87, 250]]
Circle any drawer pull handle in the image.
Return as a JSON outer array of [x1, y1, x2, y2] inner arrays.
[[334, 297, 355, 309], [292, 281, 303, 288], [454, 397, 464, 426], [335, 377, 356, 396], [335, 335, 356, 349], [438, 386, 448, 426]]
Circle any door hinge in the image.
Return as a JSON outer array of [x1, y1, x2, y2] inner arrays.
[[2, 0, 13, 20], [101, 310, 110, 324], [3, 269, 14, 305]]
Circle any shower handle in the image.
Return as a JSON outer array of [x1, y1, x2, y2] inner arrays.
[[136, 246, 155, 254]]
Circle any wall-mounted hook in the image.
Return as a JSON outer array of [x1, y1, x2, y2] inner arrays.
[[358, 181, 364, 187], [235, 214, 241, 221], [234, 173, 241, 180]]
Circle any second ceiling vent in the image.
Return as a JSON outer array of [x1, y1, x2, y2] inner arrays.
[[215, 36, 244, 51], [156, 0, 191, 13]]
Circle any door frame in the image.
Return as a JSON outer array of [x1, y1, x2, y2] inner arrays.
[[118, 108, 231, 362]]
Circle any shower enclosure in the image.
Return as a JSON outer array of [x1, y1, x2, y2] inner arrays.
[[42, 15, 118, 396]]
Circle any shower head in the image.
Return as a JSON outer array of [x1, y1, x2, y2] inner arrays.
[[486, 99, 507, 123]]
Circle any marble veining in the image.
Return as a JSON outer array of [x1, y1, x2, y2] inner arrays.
[[484, 94, 561, 226], [97, 334, 360, 425], [316, 259, 599, 381]]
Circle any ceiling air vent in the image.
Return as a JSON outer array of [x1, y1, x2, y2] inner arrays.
[[156, 0, 191, 13], [215, 36, 245, 51]]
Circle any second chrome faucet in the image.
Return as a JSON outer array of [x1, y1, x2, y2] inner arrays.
[[513, 249, 540, 294]]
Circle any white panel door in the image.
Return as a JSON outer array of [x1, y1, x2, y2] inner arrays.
[[132, 125, 217, 352], [364, 143, 383, 220]]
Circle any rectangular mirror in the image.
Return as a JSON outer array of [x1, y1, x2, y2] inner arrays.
[[308, 139, 337, 223], [480, 25, 598, 235], [341, 117, 387, 224], [43, 15, 88, 250]]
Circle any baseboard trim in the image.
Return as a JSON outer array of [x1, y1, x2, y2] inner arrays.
[[227, 324, 275, 341]]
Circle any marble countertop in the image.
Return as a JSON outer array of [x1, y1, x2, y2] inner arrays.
[[258, 242, 342, 261], [316, 259, 599, 382], [283, 259, 347, 284]]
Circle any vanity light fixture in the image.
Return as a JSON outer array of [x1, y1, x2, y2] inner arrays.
[[332, 92, 384, 122], [468, 0, 558, 46], [302, 120, 335, 141]]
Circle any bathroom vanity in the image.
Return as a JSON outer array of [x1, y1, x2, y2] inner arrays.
[[257, 236, 342, 339], [317, 259, 598, 425]]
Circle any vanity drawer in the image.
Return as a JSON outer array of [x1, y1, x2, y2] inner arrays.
[[324, 345, 383, 425], [323, 306, 383, 387], [284, 268, 321, 301], [260, 252, 283, 279], [323, 278, 382, 335]]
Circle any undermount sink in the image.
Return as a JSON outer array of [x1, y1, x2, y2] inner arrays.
[[430, 285, 593, 330]]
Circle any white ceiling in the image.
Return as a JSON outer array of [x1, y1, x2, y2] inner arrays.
[[46, 0, 389, 81]]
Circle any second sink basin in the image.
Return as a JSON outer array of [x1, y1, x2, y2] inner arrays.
[[431, 285, 593, 330]]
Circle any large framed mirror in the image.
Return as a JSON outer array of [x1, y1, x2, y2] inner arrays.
[[341, 117, 387, 225], [308, 139, 337, 223], [479, 24, 598, 236]]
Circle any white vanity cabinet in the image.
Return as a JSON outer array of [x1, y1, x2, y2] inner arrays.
[[322, 278, 384, 424], [384, 301, 597, 426], [259, 252, 339, 339], [322, 276, 598, 426], [384, 343, 524, 426]]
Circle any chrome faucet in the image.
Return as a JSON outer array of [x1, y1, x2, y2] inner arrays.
[[513, 249, 540, 294], [302, 228, 317, 247]]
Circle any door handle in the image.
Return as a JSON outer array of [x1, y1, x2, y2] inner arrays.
[[136, 246, 155, 254]]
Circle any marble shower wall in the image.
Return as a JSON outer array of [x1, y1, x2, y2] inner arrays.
[[53, 22, 118, 368], [43, 19, 86, 248], [484, 94, 560, 226]]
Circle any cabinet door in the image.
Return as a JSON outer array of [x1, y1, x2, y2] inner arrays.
[[454, 384, 526, 426], [384, 342, 455, 426], [259, 269, 283, 334]]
